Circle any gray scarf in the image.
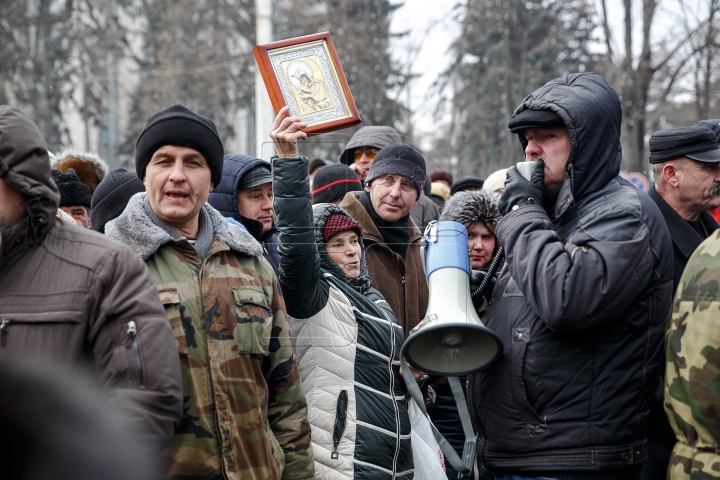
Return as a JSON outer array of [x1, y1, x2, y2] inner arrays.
[[142, 196, 214, 259]]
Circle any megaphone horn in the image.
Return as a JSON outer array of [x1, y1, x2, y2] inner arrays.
[[403, 221, 503, 376]]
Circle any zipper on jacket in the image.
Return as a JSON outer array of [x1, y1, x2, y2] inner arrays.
[[126, 321, 145, 389], [0, 319, 8, 347], [390, 322, 402, 478], [376, 302, 403, 479], [0, 312, 82, 347]]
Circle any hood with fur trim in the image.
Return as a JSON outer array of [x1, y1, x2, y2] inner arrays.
[[52, 150, 109, 193], [440, 190, 501, 227], [105, 192, 262, 261]]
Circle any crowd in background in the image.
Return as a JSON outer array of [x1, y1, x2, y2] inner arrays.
[[3, 71, 720, 480]]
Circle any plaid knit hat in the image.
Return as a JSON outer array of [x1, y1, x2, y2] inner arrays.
[[322, 213, 363, 243]]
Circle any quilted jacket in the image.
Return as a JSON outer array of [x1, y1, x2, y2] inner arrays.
[[273, 155, 413, 479]]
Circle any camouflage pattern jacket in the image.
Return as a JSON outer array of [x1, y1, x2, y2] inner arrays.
[[106, 193, 314, 480], [666, 230, 720, 480]]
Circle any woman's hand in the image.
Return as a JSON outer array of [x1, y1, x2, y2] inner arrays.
[[269, 106, 307, 158]]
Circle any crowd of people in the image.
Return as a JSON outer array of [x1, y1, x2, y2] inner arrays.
[[1, 71, 720, 480]]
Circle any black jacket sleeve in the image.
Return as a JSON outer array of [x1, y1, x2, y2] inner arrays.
[[496, 202, 660, 332], [272, 156, 329, 319]]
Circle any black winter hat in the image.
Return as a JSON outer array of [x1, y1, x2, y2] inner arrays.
[[237, 163, 272, 190], [365, 143, 426, 196], [51, 169, 92, 209], [694, 119, 720, 144], [649, 126, 720, 164], [450, 176, 485, 196], [91, 168, 146, 233], [508, 109, 565, 134], [135, 104, 224, 186], [312, 163, 362, 204]]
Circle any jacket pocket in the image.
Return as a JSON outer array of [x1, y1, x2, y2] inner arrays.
[[0, 311, 83, 347], [158, 288, 187, 357], [511, 327, 548, 435], [331, 389, 349, 459], [232, 286, 273, 355]]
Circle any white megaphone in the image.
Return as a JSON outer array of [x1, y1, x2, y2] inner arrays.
[[403, 221, 502, 376]]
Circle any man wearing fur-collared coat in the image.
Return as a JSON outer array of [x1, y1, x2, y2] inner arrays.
[[106, 104, 313, 480]]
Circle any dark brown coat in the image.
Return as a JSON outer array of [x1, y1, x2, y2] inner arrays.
[[339, 191, 429, 336], [0, 105, 182, 455]]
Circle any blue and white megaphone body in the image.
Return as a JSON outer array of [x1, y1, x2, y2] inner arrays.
[[403, 221, 502, 376]]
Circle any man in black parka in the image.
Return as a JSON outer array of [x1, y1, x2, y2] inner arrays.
[[643, 125, 720, 480], [469, 73, 673, 480]]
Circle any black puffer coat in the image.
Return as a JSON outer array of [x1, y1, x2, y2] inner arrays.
[[468, 73, 674, 473]]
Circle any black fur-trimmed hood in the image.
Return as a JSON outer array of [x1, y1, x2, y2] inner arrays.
[[440, 190, 501, 226]]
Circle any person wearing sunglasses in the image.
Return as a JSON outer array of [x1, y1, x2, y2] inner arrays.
[[339, 126, 402, 181]]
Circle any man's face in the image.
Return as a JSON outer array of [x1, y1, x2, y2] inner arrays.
[[0, 177, 28, 228], [523, 127, 572, 190], [143, 145, 213, 235], [237, 182, 275, 234], [366, 174, 418, 222], [675, 159, 720, 211], [60, 206, 91, 229], [352, 147, 380, 181]]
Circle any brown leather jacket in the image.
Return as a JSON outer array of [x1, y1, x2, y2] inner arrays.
[[339, 191, 429, 336], [0, 105, 182, 454]]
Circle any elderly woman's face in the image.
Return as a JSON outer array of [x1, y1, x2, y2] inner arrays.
[[467, 222, 496, 270]]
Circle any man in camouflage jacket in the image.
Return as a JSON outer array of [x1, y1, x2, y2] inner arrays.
[[106, 104, 314, 480], [665, 229, 720, 479]]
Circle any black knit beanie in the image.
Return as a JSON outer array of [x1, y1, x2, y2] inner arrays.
[[135, 104, 224, 186], [91, 168, 146, 233], [312, 163, 362, 204], [51, 169, 92, 209], [365, 143, 426, 196]]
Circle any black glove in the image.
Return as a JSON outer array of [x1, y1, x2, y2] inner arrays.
[[498, 160, 545, 216]]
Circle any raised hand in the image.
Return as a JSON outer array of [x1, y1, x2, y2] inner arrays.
[[269, 106, 307, 158]]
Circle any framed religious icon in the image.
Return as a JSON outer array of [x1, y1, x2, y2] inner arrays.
[[253, 32, 361, 135]]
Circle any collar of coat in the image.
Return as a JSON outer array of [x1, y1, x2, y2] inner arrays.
[[339, 191, 423, 245], [649, 186, 719, 258], [105, 192, 263, 261]]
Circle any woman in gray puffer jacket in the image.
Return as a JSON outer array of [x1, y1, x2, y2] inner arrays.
[[272, 153, 413, 480]]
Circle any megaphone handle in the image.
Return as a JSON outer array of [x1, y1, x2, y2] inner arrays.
[[401, 356, 474, 475]]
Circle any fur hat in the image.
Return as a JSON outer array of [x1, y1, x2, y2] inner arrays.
[[52, 150, 109, 194], [430, 169, 453, 185], [51, 169, 92, 208], [440, 190, 501, 228]]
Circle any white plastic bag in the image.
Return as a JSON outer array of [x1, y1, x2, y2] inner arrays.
[[408, 399, 446, 480]]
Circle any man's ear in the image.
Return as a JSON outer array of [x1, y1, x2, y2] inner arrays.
[[662, 162, 680, 188], [209, 181, 214, 193]]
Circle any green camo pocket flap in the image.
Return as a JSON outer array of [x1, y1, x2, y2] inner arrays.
[[231, 286, 272, 355]]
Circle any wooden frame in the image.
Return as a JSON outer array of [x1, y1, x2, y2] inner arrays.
[[253, 32, 361, 136]]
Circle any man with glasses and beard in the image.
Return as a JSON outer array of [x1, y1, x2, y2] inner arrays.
[[643, 125, 720, 480]]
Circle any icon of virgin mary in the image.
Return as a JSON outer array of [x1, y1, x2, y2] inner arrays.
[[287, 59, 333, 115]]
